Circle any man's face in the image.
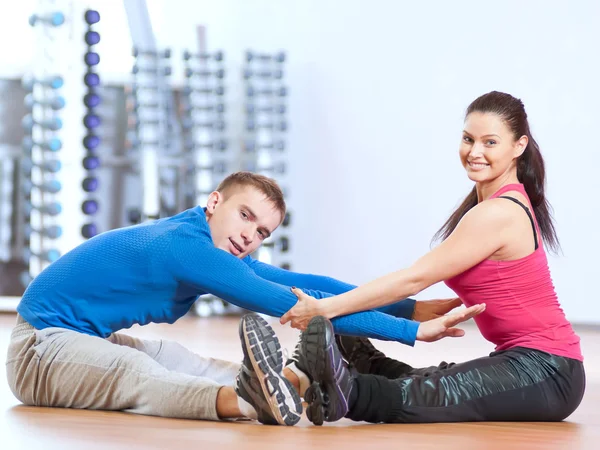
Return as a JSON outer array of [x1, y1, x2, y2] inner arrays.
[[205, 187, 283, 258]]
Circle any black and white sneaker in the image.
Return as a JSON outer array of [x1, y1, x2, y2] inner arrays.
[[296, 316, 355, 426], [235, 314, 302, 426]]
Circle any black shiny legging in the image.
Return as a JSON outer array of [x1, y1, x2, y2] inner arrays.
[[347, 347, 586, 423]]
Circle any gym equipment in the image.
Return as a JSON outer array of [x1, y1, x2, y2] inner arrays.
[[25, 93, 66, 110], [84, 51, 100, 66], [246, 104, 286, 114], [243, 69, 283, 80], [280, 263, 291, 270], [282, 211, 291, 227], [24, 202, 62, 216], [83, 112, 101, 129], [82, 155, 100, 170], [83, 134, 100, 150], [245, 50, 285, 63], [193, 161, 227, 174], [22, 75, 63, 90], [21, 158, 62, 173], [84, 72, 100, 87], [23, 179, 62, 194], [84, 9, 100, 25], [82, 176, 99, 192], [127, 208, 142, 224], [185, 68, 225, 79], [183, 50, 223, 61], [81, 223, 98, 238], [85, 30, 100, 45], [132, 65, 172, 76], [183, 103, 225, 114], [184, 140, 227, 151], [243, 161, 286, 174], [244, 140, 285, 152], [183, 86, 225, 96], [22, 136, 62, 152], [132, 48, 171, 58], [23, 248, 61, 263], [262, 236, 290, 252], [22, 115, 62, 131], [182, 118, 225, 131], [83, 93, 101, 108], [246, 86, 287, 97], [29, 12, 65, 27], [81, 200, 99, 215], [24, 224, 63, 239], [246, 119, 287, 132]]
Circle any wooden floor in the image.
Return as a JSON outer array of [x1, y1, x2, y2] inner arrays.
[[1, 312, 599, 450]]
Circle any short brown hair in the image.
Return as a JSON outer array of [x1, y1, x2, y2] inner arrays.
[[216, 171, 286, 219]]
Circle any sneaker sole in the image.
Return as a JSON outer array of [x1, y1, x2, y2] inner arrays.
[[240, 314, 302, 426], [301, 316, 349, 425]]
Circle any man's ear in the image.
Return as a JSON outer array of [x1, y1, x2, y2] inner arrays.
[[205, 191, 222, 216]]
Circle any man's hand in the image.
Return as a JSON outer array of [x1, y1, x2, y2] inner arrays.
[[416, 303, 485, 342], [412, 298, 463, 322]]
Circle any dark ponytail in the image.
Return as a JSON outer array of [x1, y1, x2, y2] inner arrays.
[[433, 91, 560, 253]]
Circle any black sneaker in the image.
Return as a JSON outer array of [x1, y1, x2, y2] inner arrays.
[[235, 314, 302, 426], [298, 316, 354, 426], [335, 334, 387, 374]]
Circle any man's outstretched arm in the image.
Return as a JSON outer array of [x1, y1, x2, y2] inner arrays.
[[244, 257, 417, 319]]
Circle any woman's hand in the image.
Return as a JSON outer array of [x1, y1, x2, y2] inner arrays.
[[280, 287, 324, 331], [416, 303, 486, 342]]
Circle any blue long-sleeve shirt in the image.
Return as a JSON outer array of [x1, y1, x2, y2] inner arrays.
[[17, 206, 419, 344]]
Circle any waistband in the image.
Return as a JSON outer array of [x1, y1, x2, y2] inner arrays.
[[11, 314, 36, 339]]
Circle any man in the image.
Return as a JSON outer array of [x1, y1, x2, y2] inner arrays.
[[7, 172, 464, 426]]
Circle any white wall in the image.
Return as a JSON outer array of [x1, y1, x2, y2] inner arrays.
[[3, 0, 599, 323]]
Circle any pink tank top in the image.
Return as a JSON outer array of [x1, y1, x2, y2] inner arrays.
[[444, 183, 582, 361]]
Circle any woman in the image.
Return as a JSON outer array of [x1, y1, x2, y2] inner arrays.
[[281, 91, 585, 425]]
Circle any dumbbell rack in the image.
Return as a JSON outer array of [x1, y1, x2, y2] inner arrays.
[[127, 47, 173, 222], [20, 8, 67, 286], [182, 49, 229, 208], [243, 50, 292, 270]]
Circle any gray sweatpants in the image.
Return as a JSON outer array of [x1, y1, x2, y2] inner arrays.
[[5, 315, 240, 420]]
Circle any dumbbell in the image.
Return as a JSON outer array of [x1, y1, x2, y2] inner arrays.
[[132, 65, 172, 76], [126, 100, 160, 111], [82, 176, 99, 192], [185, 68, 225, 79], [23, 179, 62, 194], [81, 223, 98, 238], [22, 115, 62, 131], [83, 134, 100, 151], [282, 211, 291, 227], [25, 93, 65, 110], [191, 161, 228, 174], [182, 118, 226, 131], [280, 263, 291, 270], [183, 86, 225, 96], [83, 112, 101, 129], [183, 50, 223, 61], [244, 140, 285, 152], [24, 224, 63, 239], [128, 208, 142, 224], [262, 236, 290, 252], [82, 200, 99, 215], [82, 155, 100, 170], [84, 92, 101, 108], [243, 69, 283, 80], [84, 51, 100, 66], [246, 86, 287, 97], [133, 48, 171, 58], [84, 72, 100, 87], [21, 158, 62, 173], [22, 75, 64, 91], [85, 30, 100, 46], [246, 120, 287, 132], [22, 136, 62, 152], [29, 12, 65, 27], [184, 139, 228, 151], [85, 9, 100, 25], [246, 104, 286, 114], [183, 103, 225, 114], [24, 202, 62, 216], [23, 248, 61, 263], [245, 51, 286, 63], [243, 161, 286, 174]]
